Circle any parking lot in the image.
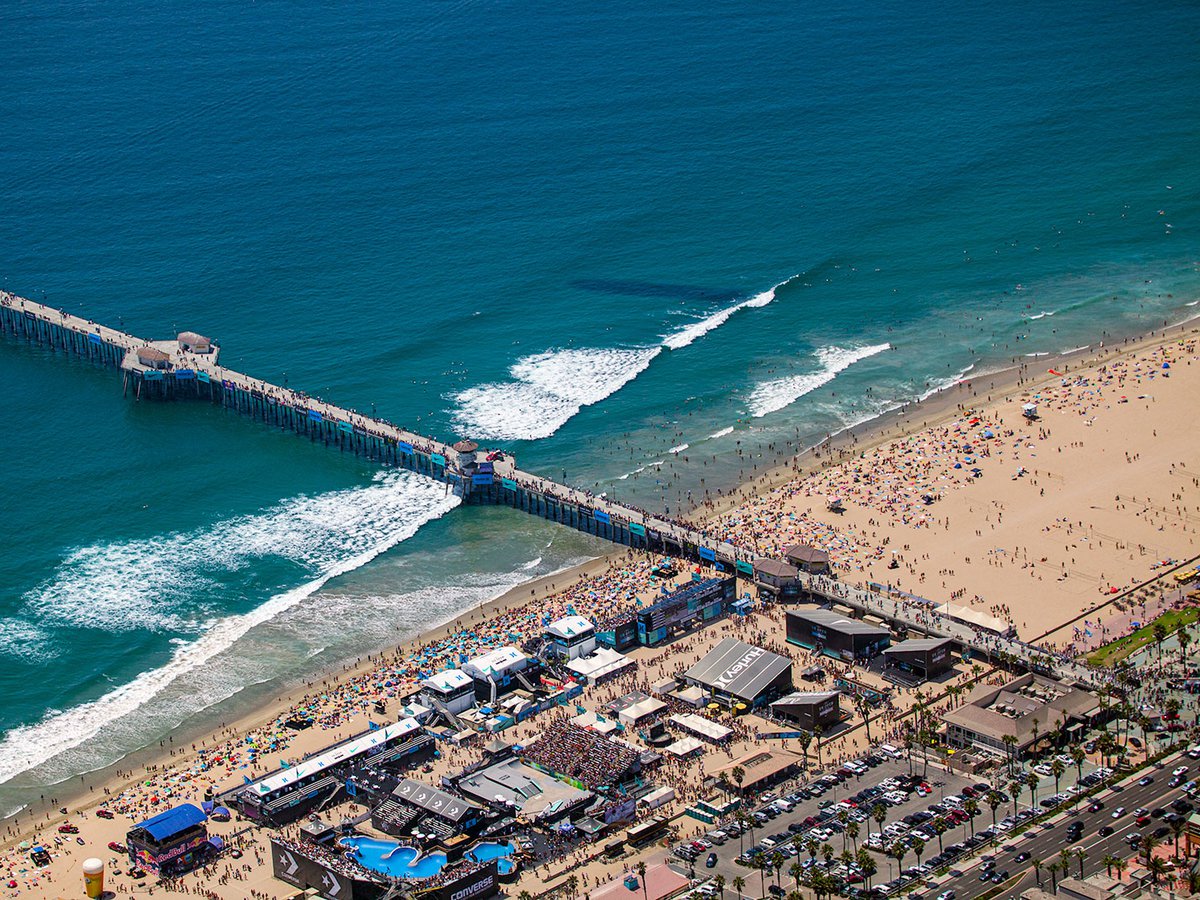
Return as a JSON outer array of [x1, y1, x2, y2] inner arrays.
[[670, 746, 1111, 899], [672, 750, 984, 894]]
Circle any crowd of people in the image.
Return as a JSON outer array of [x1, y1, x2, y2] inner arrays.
[[522, 722, 641, 792]]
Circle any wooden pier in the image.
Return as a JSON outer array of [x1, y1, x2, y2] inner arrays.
[[0, 292, 752, 571]]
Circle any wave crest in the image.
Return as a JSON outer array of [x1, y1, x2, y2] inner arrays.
[[748, 343, 890, 418]]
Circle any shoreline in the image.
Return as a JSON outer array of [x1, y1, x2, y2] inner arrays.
[[4, 311, 1199, 841]]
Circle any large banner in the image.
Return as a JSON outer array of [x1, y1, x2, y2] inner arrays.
[[271, 838, 379, 900], [422, 861, 499, 900]]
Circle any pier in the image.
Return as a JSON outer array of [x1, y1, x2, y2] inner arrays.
[[0, 291, 1087, 682], [0, 292, 743, 565]]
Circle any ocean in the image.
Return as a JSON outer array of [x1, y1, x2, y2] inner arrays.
[[0, 0, 1197, 814]]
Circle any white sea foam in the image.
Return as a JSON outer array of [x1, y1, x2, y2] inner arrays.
[[451, 347, 660, 441], [1026, 310, 1056, 320], [708, 426, 735, 439], [661, 275, 796, 351], [668, 443, 689, 454], [0, 619, 53, 661], [749, 343, 891, 418], [918, 363, 976, 401], [453, 277, 794, 441], [0, 472, 460, 787]]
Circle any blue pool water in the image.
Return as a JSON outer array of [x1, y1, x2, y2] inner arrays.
[[469, 841, 518, 875], [339, 837, 448, 879]]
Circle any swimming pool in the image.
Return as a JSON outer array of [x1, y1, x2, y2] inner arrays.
[[339, 837, 448, 878], [468, 841, 518, 875]]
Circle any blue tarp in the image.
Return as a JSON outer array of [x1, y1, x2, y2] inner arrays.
[[88, 332, 102, 344], [698, 546, 716, 562], [134, 803, 207, 841], [594, 510, 611, 524]]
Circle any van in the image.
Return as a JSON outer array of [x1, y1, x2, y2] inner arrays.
[[774, 800, 795, 813], [879, 744, 903, 759], [706, 831, 728, 845]]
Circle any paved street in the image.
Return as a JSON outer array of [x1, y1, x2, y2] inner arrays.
[[927, 749, 1192, 900]]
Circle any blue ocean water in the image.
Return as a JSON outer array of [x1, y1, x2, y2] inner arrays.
[[1, 0, 1198, 812]]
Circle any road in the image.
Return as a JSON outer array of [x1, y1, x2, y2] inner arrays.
[[926, 751, 1192, 899]]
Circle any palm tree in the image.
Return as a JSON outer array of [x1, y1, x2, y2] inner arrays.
[[887, 842, 906, 879], [1178, 627, 1191, 665], [732, 875, 746, 899], [1051, 758, 1066, 796], [855, 695, 873, 743], [752, 854, 768, 897], [963, 798, 978, 837], [1071, 745, 1086, 792], [1025, 771, 1040, 810], [770, 851, 785, 890], [821, 843, 834, 866], [805, 838, 819, 864], [932, 818, 947, 856], [912, 838, 925, 868], [847, 821, 859, 853], [1170, 817, 1186, 857], [731, 765, 746, 797], [636, 863, 647, 900], [986, 790, 1002, 831], [855, 849, 877, 889], [1032, 858, 1043, 886], [872, 803, 888, 841], [1147, 856, 1169, 884], [1048, 861, 1062, 893], [1001, 733, 1018, 775], [1141, 833, 1161, 864], [1154, 621, 1168, 661], [715, 875, 726, 900], [567, 874, 580, 899], [1101, 854, 1118, 877], [814, 725, 824, 767], [1009, 779, 1022, 818], [1059, 848, 1072, 879], [1186, 867, 1200, 897], [1074, 847, 1087, 879], [1113, 858, 1127, 882], [797, 732, 812, 771], [788, 861, 802, 893]]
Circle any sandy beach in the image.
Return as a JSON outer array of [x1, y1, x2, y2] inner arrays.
[[4, 317, 1200, 899]]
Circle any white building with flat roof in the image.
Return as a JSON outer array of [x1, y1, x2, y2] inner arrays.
[[545, 615, 597, 659], [421, 669, 476, 714], [463, 646, 532, 702]]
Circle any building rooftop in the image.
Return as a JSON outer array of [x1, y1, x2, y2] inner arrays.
[[943, 673, 1100, 747], [546, 615, 594, 639], [685, 637, 792, 702], [883, 637, 953, 654], [788, 608, 891, 637]]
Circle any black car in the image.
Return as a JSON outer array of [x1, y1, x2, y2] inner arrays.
[[1152, 807, 1168, 818], [1014, 852, 1030, 863], [1153, 825, 1171, 839], [1099, 826, 1114, 837], [991, 872, 1009, 884], [706, 853, 718, 868]]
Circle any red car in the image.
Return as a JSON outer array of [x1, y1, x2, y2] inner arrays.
[[96, 809, 114, 820], [108, 841, 126, 853], [57, 824, 79, 834]]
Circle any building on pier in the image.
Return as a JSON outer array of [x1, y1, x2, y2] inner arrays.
[[176, 331, 213, 354]]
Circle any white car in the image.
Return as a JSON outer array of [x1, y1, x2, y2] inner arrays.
[[1174, 766, 1189, 777]]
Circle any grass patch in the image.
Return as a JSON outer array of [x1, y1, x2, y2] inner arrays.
[[1086, 607, 1200, 667]]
